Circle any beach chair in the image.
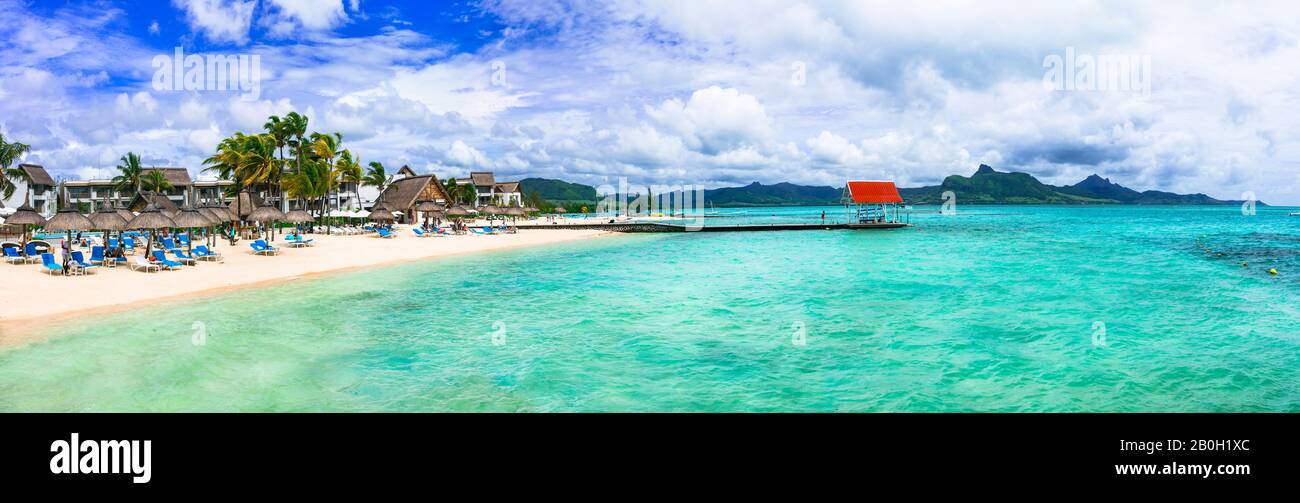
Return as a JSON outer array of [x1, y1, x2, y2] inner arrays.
[[130, 257, 160, 272], [89, 246, 107, 265], [193, 245, 222, 261], [151, 250, 184, 270], [412, 228, 430, 238], [123, 237, 137, 254], [40, 253, 63, 275], [250, 239, 279, 255], [178, 234, 190, 247], [162, 237, 178, 250], [472, 226, 498, 235], [70, 251, 99, 274], [169, 248, 197, 265], [24, 242, 42, 263], [3, 247, 23, 264], [376, 228, 396, 239]]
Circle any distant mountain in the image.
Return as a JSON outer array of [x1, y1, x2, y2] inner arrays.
[[900, 165, 1256, 205], [519, 168, 1254, 209], [1055, 174, 1239, 205], [704, 181, 842, 207], [519, 178, 598, 205]]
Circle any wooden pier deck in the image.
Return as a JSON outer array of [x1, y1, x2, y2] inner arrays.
[[516, 221, 910, 233]]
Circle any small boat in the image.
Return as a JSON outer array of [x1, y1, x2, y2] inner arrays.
[[1291, 211, 1300, 216]]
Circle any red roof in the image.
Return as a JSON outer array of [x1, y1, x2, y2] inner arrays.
[[847, 181, 903, 204]]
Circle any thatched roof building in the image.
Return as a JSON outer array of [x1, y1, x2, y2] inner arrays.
[[374, 174, 449, 223], [127, 191, 180, 215]]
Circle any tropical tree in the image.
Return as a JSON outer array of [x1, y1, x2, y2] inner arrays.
[[363, 161, 392, 194], [284, 158, 330, 222], [336, 150, 362, 211], [443, 177, 477, 206], [235, 134, 280, 196], [309, 132, 342, 225], [112, 152, 145, 199], [263, 115, 291, 208], [0, 133, 32, 202], [141, 169, 173, 193]]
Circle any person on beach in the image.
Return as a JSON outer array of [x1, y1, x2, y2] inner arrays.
[[61, 238, 71, 275], [821, 210, 826, 223]]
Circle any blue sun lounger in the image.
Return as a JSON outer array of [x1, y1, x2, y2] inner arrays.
[[151, 250, 184, 270], [169, 248, 197, 265], [193, 245, 222, 261], [40, 253, 63, 275], [3, 247, 23, 264], [70, 251, 99, 274], [376, 228, 396, 239], [250, 239, 279, 255]]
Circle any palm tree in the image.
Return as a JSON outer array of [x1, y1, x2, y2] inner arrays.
[[310, 132, 342, 231], [0, 133, 32, 202], [141, 169, 173, 193], [363, 161, 392, 195], [111, 152, 145, 200], [263, 115, 291, 209], [444, 177, 477, 206], [284, 158, 330, 224], [283, 112, 309, 176], [337, 150, 362, 211]]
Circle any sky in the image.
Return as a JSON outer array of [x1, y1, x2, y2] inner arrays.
[[2, 0, 1299, 204]]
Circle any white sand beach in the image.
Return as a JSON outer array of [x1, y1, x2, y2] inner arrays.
[[0, 227, 611, 345]]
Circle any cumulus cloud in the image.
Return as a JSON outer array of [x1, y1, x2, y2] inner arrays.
[[171, 0, 256, 44]]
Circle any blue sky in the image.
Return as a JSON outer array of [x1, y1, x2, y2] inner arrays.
[[3, 0, 1299, 204]]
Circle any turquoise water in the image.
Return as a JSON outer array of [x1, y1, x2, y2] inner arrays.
[[2, 205, 1298, 411]]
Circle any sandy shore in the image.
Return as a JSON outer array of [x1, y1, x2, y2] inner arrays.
[[0, 226, 611, 345]]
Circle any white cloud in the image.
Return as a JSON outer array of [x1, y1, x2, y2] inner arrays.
[[646, 86, 774, 155], [171, 0, 256, 45]]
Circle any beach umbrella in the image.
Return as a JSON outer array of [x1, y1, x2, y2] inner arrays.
[[414, 201, 442, 228], [89, 199, 129, 259], [4, 194, 47, 247], [368, 206, 395, 222], [248, 205, 285, 241], [444, 205, 469, 217], [284, 209, 314, 223], [127, 205, 176, 260], [553, 206, 567, 214], [44, 201, 94, 274], [172, 203, 212, 257]]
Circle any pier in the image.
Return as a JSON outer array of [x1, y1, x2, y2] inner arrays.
[[516, 222, 910, 233]]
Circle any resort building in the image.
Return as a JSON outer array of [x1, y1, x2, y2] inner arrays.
[[373, 173, 451, 224], [0, 164, 57, 216], [448, 171, 524, 207], [62, 167, 235, 211]]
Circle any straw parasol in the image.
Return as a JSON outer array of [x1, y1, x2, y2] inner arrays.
[[4, 194, 47, 246], [172, 205, 212, 257], [553, 206, 567, 213], [127, 204, 177, 260], [284, 209, 314, 224], [247, 205, 285, 241], [368, 206, 395, 222], [89, 199, 129, 257]]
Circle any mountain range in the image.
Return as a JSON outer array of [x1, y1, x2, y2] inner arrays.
[[518, 165, 1256, 207]]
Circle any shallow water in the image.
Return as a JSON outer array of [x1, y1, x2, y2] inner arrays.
[[1, 205, 1298, 411]]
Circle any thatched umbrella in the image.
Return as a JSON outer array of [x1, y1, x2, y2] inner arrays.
[[505, 206, 525, 220], [553, 206, 567, 214], [44, 194, 95, 274], [4, 194, 47, 248], [89, 199, 128, 260], [368, 206, 394, 222], [414, 201, 442, 228], [127, 205, 176, 261], [172, 204, 212, 257], [284, 209, 314, 236], [248, 205, 285, 241]]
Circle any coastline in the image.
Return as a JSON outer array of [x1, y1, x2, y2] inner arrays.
[[0, 228, 615, 348]]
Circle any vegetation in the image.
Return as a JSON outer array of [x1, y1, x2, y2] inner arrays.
[[141, 169, 173, 193], [900, 165, 1250, 205], [111, 153, 146, 197], [0, 133, 32, 202]]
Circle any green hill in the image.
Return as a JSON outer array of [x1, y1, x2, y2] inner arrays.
[[704, 182, 842, 207], [519, 177, 598, 206], [900, 165, 1253, 205]]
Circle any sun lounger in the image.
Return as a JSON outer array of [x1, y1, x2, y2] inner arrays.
[[3, 247, 23, 264], [193, 245, 222, 261], [284, 235, 314, 247], [90, 246, 106, 265], [130, 257, 160, 272], [376, 228, 396, 239], [250, 239, 279, 255], [169, 248, 197, 265], [40, 253, 63, 275], [472, 227, 498, 235], [412, 228, 430, 237], [123, 237, 137, 254], [71, 251, 99, 274], [24, 243, 42, 263], [151, 250, 184, 270]]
